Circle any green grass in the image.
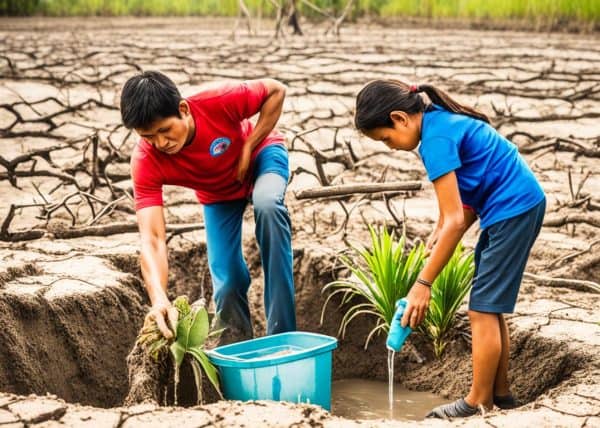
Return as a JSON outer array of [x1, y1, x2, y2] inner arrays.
[[2, 0, 598, 23], [375, 0, 600, 22], [322, 227, 476, 357], [321, 225, 426, 349], [419, 243, 474, 358], [1, 0, 274, 16]]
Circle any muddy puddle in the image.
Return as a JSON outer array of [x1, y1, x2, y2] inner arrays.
[[331, 378, 449, 421]]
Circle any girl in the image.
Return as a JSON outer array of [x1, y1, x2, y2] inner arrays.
[[355, 80, 545, 418]]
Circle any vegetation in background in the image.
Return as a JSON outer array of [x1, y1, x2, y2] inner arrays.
[[419, 243, 474, 358], [321, 226, 426, 349], [137, 295, 223, 405], [1, 0, 598, 25], [360, 0, 599, 22]]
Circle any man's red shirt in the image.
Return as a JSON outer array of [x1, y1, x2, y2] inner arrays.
[[131, 80, 285, 211]]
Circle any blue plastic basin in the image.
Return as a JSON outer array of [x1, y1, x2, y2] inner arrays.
[[207, 331, 337, 410]]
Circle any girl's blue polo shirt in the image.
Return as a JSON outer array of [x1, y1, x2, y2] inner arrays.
[[418, 105, 545, 229]]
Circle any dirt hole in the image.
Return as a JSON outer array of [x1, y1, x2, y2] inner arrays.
[[0, 244, 585, 410]]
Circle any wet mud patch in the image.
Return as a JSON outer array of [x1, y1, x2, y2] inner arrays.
[[395, 329, 587, 404]]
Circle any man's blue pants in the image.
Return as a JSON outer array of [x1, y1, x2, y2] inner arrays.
[[203, 145, 296, 341]]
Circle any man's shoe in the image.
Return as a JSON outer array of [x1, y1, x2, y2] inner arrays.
[[426, 398, 480, 419], [494, 393, 518, 409]]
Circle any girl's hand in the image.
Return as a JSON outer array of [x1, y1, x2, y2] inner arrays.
[[425, 228, 439, 256], [401, 283, 431, 329]]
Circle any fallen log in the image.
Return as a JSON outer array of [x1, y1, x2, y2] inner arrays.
[[543, 213, 600, 228], [0, 222, 205, 242], [294, 181, 422, 200], [523, 272, 600, 293]]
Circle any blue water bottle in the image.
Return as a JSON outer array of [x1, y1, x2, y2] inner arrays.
[[386, 298, 412, 351]]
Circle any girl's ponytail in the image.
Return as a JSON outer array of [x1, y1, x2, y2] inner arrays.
[[417, 84, 490, 124], [355, 79, 489, 133]]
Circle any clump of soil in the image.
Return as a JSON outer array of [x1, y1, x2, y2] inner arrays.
[[125, 341, 222, 407], [0, 269, 146, 407], [124, 344, 165, 406], [0, 263, 44, 286]]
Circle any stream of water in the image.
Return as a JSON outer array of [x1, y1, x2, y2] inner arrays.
[[387, 349, 395, 411]]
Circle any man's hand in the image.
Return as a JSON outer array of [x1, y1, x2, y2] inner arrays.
[[401, 283, 431, 329], [145, 301, 179, 339], [234, 79, 285, 183], [236, 144, 252, 183]]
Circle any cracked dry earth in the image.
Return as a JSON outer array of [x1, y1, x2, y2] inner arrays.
[[0, 17, 599, 428]]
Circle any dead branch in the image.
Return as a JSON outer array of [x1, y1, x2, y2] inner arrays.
[[49, 222, 204, 239], [548, 239, 600, 269], [0, 169, 81, 189], [287, 0, 302, 35], [518, 137, 600, 158], [575, 253, 600, 272], [269, 0, 285, 39], [298, 0, 333, 18], [0, 143, 69, 186], [383, 193, 407, 230], [0, 97, 117, 134], [295, 181, 422, 200], [0, 220, 204, 242], [324, 0, 355, 36], [232, 0, 254, 37], [543, 212, 600, 228], [553, 253, 600, 283], [523, 272, 600, 293], [332, 195, 368, 237], [289, 131, 354, 185]]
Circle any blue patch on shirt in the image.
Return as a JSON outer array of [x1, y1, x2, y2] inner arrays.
[[209, 137, 231, 157]]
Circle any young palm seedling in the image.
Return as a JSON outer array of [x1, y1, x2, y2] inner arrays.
[[321, 225, 426, 348], [137, 295, 223, 405], [419, 244, 474, 358]]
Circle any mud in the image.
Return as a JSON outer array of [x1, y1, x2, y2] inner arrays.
[[331, 379, 449, 421], [0, 253, 145, 407]]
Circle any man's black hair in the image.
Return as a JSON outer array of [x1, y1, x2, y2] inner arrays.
[[120, 70, 182, 129]]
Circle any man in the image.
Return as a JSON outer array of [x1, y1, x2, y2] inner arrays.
[[120, 70, 296, 342]]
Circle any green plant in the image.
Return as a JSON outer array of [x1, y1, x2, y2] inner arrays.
[[9, 0, 599, 24], [420, 244, 474, 358], [321, 225, 426, 348], [137, 296, 223, 404]]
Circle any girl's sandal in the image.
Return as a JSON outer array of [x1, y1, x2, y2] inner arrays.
[[426, 398, 481, 419]]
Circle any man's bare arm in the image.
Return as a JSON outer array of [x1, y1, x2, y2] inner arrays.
[[236, 78, 286, 182], [244, 78, 286, 150], [137, 205, 177, 338]]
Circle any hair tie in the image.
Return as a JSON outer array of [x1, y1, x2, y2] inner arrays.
[[409, 85, 419, 93]]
